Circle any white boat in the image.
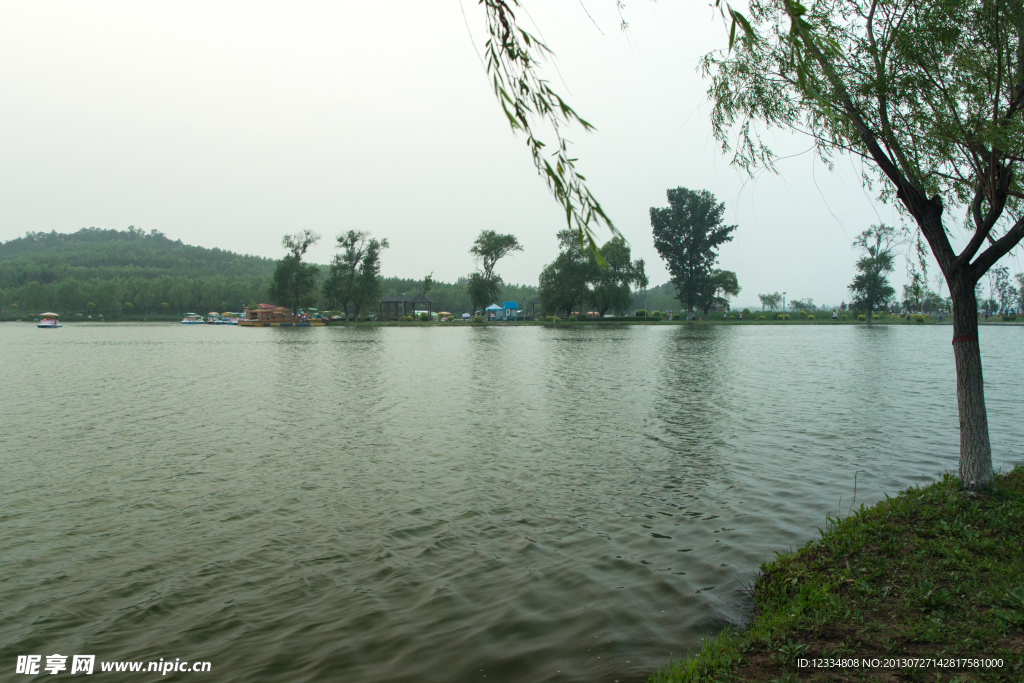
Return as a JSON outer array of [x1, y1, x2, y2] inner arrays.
[[38, 312, 61, 328], [181, 313, 205, 324]]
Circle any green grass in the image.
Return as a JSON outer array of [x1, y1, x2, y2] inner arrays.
[[650, 468, 1024, 682]]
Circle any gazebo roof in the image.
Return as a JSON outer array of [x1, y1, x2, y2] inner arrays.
[[485, 304, 503, 311]]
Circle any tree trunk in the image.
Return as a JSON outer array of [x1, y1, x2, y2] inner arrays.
[[949, 273, 994, 489]]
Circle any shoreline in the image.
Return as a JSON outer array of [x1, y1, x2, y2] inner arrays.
[[5, 317, 1021, 327], [649, 468, 1024, 682]]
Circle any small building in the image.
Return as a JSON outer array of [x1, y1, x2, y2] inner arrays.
[[378, 295, 434, 321], [244, 304, 295, 323]]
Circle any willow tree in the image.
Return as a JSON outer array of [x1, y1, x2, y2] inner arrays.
[[700, 0, 1024, 488]]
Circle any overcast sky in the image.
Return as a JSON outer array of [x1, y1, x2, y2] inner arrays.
[[1, 0, 1019, 307]]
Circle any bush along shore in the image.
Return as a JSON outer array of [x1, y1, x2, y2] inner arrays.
[[651, 468, 1024, 682]]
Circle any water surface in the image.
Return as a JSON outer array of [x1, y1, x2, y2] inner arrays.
[[2, 323, 1021, 682]]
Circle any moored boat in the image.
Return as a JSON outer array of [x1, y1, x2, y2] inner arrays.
[[38, 312, 61, 328], [181, 313, 205, 324]]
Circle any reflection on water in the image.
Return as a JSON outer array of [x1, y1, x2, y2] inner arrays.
[[1, 323, 1021, 682]]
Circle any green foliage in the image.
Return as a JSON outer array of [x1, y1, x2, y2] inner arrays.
[[759, 292, 782, 311], [472, 315, 483, 323], [841, 314, 848, 320], [741, 308, 751, 315], [418, 312, 429, 321], [915, 314, 925, 323], [858, 314, 866, 321], [322, 230, 389, 320], [758, 315, 765, 320], [269, 230, 321, 313], [650, 187, 737, 315], [635, 309, 646, 318], [539, 231, 646, 318], [872, 314, 880, 320], [650, 468, 1024, 683], [0, 227, 273, 314], [545, 315, 553, 322], [776, 313, 790, 320], [807, 314, 814, 319], [650, 310, 663, 320], [798, 310, 807, 318], [467, 230, 522, 314]]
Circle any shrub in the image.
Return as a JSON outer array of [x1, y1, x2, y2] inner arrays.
[[1006, 315, 1017, 322], [798, 310, 807, 318], [473, 315, 483, 323], [807, 314, 815, 320], [419, 312, 430, 321], [857, 314, 866, 321], [758, 315, 765, 320], [915, 314, 925, 323], [872, 314, 880, 320], [568, 314, 577, 321], [776, 313, 790, 320], [650, 311, 663, 320], [841, 314, 848, 320], [635, 309, 646, 318], [545, 315, 554, 322], [741, 308, 751, 315]]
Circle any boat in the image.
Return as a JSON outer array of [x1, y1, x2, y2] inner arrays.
[[181, 313, 205, 324], [38, 312, 61, 328]]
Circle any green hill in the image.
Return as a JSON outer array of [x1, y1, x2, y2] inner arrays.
[[0, 227, 543, 318], [0, 227, 275, 316]]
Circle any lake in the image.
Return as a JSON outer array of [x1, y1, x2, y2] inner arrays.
[[2, 322, 1021, 682]]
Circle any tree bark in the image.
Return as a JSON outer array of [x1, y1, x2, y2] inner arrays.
[[948, 273, 994, 489]]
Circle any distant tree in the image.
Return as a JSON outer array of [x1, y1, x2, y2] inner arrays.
[[467, 230, 522, 312], [86, 302, 94, 311], [123, 302, 133, 314], [758, 292, 781, 312], [466, 272, 497, 315], [1016, 274, 1024, 312], [588, 236, 647, 316], [422, 272, 434, 299], [849, 225, 898, 326], [323, 230, 373, 319], [990, 266, 1013, 314], [351, 237, 388, 320], [650, 187, 737, 316], [538, 229, 595, 317], [271, 230, 321, 313], [161, 302, 169, 313], [697, 269, 741, 316]]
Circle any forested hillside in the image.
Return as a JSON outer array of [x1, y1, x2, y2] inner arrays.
[[0, 227, 543, 317], [0, 227, 275, 315]]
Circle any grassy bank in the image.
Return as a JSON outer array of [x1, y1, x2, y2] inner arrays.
[[651, 468, 1024, 682]]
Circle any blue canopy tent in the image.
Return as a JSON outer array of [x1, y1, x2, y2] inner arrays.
[[484, 304, 503, 320]]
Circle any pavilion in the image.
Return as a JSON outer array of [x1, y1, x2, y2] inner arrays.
[[378, 295, 434, 321]]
